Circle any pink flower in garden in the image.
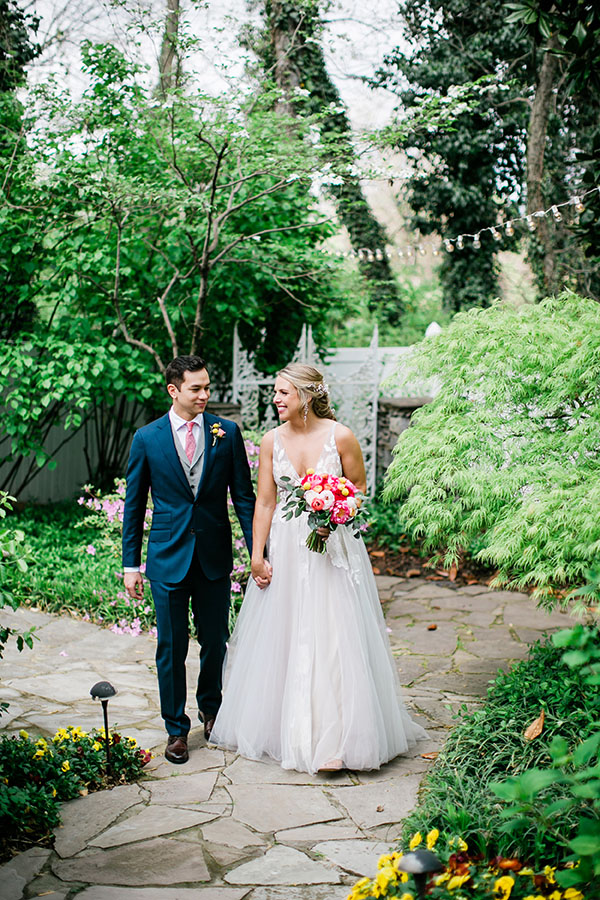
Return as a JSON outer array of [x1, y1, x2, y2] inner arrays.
[[77, 497, 85, 505], [139, 564, 146, 574], [59, 650, 68, 657], [232, 582, 241, 593], [86, 544, 96, 556]]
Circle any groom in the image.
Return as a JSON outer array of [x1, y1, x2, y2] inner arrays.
[[122, 355, 255, 764]]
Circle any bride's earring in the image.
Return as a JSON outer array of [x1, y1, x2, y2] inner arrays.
[[303, 401, 308, 425]]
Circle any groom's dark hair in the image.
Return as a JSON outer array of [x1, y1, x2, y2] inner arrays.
[[165, 355, 208, 389]]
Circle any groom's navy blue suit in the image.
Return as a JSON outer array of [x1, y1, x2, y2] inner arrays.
[[122, 411, 255, 736]]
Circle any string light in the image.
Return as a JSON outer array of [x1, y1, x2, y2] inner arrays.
[[321, 186, 598, 260]]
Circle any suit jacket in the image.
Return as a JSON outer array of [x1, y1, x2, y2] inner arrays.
[[122, 412, 255, 583]]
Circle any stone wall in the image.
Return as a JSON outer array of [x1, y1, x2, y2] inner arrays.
[[376, 396, 432, 484]]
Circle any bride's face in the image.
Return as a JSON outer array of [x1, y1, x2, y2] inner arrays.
[[273, 377, 302, 421]]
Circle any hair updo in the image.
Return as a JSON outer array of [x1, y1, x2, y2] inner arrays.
[[277, 363, 336, 421]]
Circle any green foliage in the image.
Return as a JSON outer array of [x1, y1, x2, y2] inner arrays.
[[0, 334, 157, 494], [383, 292, 600, 604], [401, 634, 599, 867], [0, 492, 35, 675], [490, 626, 600, 894], [373, 0, 600, 306], [0, 725, 150, 858]]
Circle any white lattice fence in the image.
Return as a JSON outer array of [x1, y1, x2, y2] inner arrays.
[[232, 324, 381, 494]]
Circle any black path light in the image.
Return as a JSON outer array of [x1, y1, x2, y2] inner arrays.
[[397, 849, 445, 899], [90, 681, 117, 774]]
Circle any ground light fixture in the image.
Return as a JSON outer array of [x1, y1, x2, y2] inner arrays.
[[90, 681, 117, 774], [397, 849, 444, 898]]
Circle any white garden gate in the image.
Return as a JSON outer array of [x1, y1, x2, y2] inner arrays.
[[232, 324, 381, 495]]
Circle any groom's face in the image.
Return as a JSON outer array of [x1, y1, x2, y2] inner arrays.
[[168, 368, 211, 420]]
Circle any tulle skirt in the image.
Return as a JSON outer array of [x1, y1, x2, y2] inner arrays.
[[210, 508, 428, 773]]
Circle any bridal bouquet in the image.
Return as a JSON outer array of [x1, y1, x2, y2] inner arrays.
[[281, 470, 368, 553]]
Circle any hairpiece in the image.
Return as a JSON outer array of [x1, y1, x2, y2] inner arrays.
[[307, 381, 329, 396]]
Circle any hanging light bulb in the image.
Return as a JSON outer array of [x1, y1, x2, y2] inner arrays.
[[357, 249, 365, 261], [375, 248, 383, 261], [432, 246, 440, 257], [397, 249, 404, 259], [385, 248, 393, 259], [366, 249, 374, 261], [526, 215, 536, 232], [490, 227, 502, 242], [456, 235, 464, 250], [551, 205, 563, 222], [472, 233, 481, 249], [572, 196, 585, 214], [418, 245, 426, 256], [505, 221, 515, 237], [444, 239, 454, 253]]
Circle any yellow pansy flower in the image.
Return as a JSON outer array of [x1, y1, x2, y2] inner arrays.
[[373, 866, 398, 897], [92, 741, 102, 752], [398, 894, 414, 900], [19, 729, 29, 740], [347, 877, 373, 900], [518, 868, 535, 876], [436, 872, 451, 885], [426, 828, 440, 850], [61, 760, 70, 772], [563, 890, 585, 900], [409, 832, 422, 850], [53, 728, 68, 742], [493, 875, 515, 900], [523, 895, 545, 900], [448, 873, 471, 891], [544, 866, 557, 885]]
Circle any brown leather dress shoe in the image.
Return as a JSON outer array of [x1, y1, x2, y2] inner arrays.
[[165, 734, 189, 764], [203, 716, 216, 742]]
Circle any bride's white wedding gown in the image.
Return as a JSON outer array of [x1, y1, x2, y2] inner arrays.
[[210, 423, 428, 773]]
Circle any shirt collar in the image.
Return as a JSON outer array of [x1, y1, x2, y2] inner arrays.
[[169, 408, 204, 430]]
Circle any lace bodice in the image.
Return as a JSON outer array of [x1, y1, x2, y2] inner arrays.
[[272, 422, 341, 495]]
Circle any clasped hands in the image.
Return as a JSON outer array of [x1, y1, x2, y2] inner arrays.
[[251, 526, 330, 591]]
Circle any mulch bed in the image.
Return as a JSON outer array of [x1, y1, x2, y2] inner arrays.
[[366, 539, 496, 587]]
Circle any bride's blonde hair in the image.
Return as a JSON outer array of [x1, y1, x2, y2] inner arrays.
[[277, 363, 336, 421]]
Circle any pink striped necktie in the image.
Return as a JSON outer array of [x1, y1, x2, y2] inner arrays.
[[185, 421, 196, 463]]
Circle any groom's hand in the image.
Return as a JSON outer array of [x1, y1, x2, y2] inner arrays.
[[124, 572, 144, 599]]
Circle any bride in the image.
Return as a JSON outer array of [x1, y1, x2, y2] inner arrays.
[[210, 363, 427, 773]]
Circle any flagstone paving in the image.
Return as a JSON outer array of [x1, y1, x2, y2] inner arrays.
[[0, 576, 576, 900]]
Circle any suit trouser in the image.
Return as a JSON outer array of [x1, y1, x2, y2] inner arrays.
[[150, 554, 230, 736]]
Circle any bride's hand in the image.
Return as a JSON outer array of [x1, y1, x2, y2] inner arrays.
[[316, 526, 330, 540], [251, 557, 272, 589]]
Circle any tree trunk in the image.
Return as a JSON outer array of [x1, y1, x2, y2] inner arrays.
[[157, 0, 180, 97], [527, 36, 559, 292], [264, 0, 404, 323]]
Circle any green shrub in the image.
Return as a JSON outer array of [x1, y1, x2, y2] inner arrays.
[[400, 634, 599, 864], [0, 726, 151, 859], [383, 292, 600, 606]]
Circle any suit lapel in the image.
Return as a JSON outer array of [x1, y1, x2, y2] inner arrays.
[[155, 414, 194, 498], [195, 414, 216, 497]]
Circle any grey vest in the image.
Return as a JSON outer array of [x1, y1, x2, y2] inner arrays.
[[171, 421, 206, 496]]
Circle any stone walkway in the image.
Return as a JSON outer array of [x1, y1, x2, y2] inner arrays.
[[0, 576, 574, 900]]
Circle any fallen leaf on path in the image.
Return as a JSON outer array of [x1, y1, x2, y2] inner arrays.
[[370, 550, 385, 558], [406, 568, 421, 577], [449, 563, 458, 582], [376, 805, 384, 812], [425, 575, 444, 581], [523, 709, 545, 741], [427, 624, 438, 631], [372, 566, 381, 575], [421, 752, 438, 760]]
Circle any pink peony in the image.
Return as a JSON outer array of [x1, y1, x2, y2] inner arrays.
[[319, 489, 335, 510], [331, 505, 350, 524], [310, 496, 325, 511]]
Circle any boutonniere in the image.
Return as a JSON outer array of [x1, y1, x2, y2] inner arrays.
[[210, 422, 226, 447]]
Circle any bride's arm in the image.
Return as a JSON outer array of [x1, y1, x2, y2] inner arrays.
[[251, 431, 277, 588], [335, 425, 367, 494]]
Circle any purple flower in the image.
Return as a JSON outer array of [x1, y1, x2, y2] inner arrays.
[[86, 544, 96, 556], [231, 582, 241, 593]]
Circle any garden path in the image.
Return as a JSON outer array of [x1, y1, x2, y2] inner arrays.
[[0, 576, 574, 900]]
